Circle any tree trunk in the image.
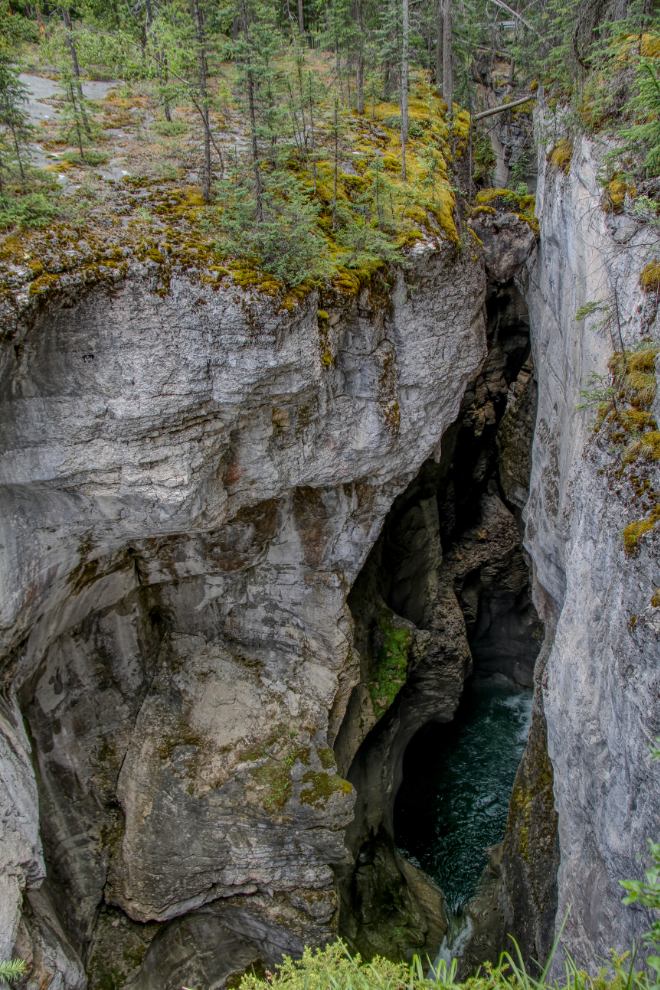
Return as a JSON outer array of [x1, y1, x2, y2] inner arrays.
[[298, 0, 304, 34], [401, 0, 409, 180], [145, 0, 172, 124], [10, 123, 25, 189], [61, 7, 91, 137], [333, 99, 339, 229], [356, 0, 364, 114], [436, 0, 442, 92], [162, 52, 172, 122], [308, 75, 317, 194], [241, 0, 264, 221], [443, 0, 453, 118], [192, 0, 211, 202]]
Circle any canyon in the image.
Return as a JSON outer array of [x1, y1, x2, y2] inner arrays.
[[1, 125, 659, 990]]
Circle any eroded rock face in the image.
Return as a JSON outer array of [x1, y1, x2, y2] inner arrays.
[[521, 134, 660, 971], [0, 243, 486, 988], [470, 215, 537, 284], [336, 281, 542, 964]]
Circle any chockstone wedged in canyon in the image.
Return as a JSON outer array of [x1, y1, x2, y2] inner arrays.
[[0, 236, 487, 990]]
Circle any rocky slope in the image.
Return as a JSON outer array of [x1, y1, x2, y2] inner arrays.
[[0, 240, 486, 990]]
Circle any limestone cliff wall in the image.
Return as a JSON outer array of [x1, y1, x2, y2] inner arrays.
[[0, 243, 486, 989], [521, 132, 660, 970]]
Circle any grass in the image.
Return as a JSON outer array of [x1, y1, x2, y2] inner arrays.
[[236, 933, 651, 990]]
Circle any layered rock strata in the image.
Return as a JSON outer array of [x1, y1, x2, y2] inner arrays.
[[0, 243, 486, 990]]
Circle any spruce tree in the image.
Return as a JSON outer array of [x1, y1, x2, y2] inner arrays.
[[0, 60, 32, 193]]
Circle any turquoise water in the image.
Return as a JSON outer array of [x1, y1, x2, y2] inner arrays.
[[394, 679, 532, 914]]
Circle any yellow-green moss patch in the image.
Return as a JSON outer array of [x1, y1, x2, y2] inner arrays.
[[548, 138, 573, 173]]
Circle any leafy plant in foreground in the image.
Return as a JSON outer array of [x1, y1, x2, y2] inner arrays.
[[621, 738, 660, 990], [0, 960, 26, 985]]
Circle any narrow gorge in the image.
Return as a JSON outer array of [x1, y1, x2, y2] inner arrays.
[[1, 116, 660, 990]]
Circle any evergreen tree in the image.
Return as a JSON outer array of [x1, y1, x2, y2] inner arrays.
[[0, 58, 32, 192]]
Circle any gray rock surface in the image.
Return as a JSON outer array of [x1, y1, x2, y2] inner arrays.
[[336, 291, 542, 963], [0, 697, 45, 960], [521, 132, 660, 970], [0, 242, 486, 985], [471, 214, 537, 284]]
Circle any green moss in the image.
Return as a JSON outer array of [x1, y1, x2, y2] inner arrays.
[[603, 177, 635, 212], [317, 747, 335, 770], [548, 138, 573, 173], [641, 261, 660, 291], [249, 745, 311, 811], [369, 621, 412, 717], [623, 504, 660, 553], [300, 770, 352, 808]]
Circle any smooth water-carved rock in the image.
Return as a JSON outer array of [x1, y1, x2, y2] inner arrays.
[[0, 244, 486, 987], [521, 133, 660, 971], [337, 281, 542, 963]]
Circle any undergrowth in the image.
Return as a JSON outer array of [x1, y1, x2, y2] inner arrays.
[[0, 65, 473, 313], [237, 933, 655, 990], [579, 341, 660, 554]]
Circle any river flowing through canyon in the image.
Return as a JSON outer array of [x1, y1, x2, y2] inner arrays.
[[395, 680, 533, 916]]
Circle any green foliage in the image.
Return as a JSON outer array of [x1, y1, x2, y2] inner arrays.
[[0, 54, 32, 193], [0, 190, 60, 231], [237, 929, 647, 990], [620, 739, 660, 988], [510, 149, 533, 189], [576, 370, 619, 412], [152, 119, 189, 137], [216, 169, 332, 287], [0, 960, 27, 985]]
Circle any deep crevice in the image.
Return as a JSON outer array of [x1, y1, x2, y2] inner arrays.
[[334, 279, 548, 968]]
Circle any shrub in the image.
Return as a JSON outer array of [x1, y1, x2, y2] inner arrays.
[[62, 149, 109, 167], [237, 931, 645, 990], [0, 191, 60, 230], [152, 119, 189, 137], [216, 171, 332, 288]]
